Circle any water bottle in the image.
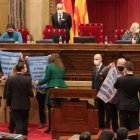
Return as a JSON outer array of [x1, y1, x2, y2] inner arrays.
[[132, 37, 136, 44], [104, 36, 108, 44], [27, 35, 31, 44], [59, 36, 62, 44]]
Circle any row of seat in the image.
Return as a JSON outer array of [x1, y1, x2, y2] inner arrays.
[[43, 24, 126, 43], [4, 24, 126, 43]]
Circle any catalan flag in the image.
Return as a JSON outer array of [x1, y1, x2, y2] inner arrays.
[[62, 0, 74, 43], [74, 0, 89, 36]]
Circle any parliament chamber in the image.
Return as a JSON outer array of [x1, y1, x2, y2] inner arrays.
[[0, 43, 140, 122]]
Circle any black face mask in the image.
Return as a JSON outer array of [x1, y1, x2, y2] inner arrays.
[[117, 66, 124, 72], [7, 32, 13, 37]]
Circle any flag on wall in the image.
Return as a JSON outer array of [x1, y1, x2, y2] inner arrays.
[[74, 0, 89, 36], [62, 0, 74, 43]]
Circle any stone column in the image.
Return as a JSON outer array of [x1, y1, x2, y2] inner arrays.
[[26, 0, 50, 41], [0, 0, 8, 33]]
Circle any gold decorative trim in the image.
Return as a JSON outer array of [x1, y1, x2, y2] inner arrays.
[[49, 0, 56, 24]]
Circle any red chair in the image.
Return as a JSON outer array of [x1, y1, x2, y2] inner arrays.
[[115, 29, 126, 40], [45, 25, 53, 29], [80, 23, 103, 30], [43, 29, 66, 40], [78, 25, 103, 43], [16, 28, 29, 43]]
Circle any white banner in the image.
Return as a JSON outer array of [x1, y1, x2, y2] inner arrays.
[[97, 66, 117, 103]]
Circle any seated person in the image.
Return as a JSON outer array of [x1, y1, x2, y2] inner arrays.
[[121, 22, 140, 44], [116, 127, 128, 140], [0, 23, 23, 43]]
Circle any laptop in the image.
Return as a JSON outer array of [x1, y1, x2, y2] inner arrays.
[[36, 39, 54, 43], [114, 40, 132, 44], [74, 36, 96, 43], [0, 39, 15, 43]]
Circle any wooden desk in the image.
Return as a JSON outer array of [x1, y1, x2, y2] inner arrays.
[[0, 43, 140, 80], [0, 96, 2, 107], [49, 88, 98, 140]]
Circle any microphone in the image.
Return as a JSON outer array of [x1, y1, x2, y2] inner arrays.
[[89, 32, 95, 38]]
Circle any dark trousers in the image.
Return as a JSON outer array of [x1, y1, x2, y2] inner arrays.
[[104, 103, 119, 132], [97, 98, 105, 128], [11, 110, 29, 135], [109, 103, 119, 132], [9, 111, 16, 133], [119, 110, 139, 130], [36, 92, 46, 124]]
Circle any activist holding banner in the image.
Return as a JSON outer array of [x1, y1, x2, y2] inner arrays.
[[27, 55, 49, 129], [114, 61, 140, 136], [92, 54, 108, 129], [0, 23, 23, 43], [97, 58, 126, 132], [0, 51, 25, 133], [6, 62, 34, 135], [34, 53, 67, 133]]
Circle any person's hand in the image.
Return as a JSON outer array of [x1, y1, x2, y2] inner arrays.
[[0, 75, 6, 81], [33, 80, 39, 85], [20, 52, 23, 60], [7, 106, 11, 112], [108, 62, 115, 69], [25, 56, 29, 60], [15, 41, 19, 44], [48, 54, 51, 58]]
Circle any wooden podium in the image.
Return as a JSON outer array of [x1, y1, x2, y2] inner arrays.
[[49, 88, 99, 139]]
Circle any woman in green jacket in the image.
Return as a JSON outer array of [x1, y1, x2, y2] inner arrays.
[[34, 53, 67, 133]]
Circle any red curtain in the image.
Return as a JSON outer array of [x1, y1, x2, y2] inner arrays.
[[55, 0, 140, 41]]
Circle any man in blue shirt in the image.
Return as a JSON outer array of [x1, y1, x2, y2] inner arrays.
[[0, 23, 23, 43]]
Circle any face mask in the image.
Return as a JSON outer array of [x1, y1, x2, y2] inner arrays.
[[7, 32, 13, 37], [94, 60, 100, 66], [57, 10, 63, 14], [135, 28, 140, 33], [117, 66, 124, 72]]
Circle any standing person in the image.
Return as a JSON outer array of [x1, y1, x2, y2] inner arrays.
[[0, 23, 23, 43], [3, 65, 17, 133], [101, 58, 126, 132], [52, 3, 72, 43], [114, 61, 140, 131], [121, 22, 140, 44], [34, 53, 67, 133], [35, 88, 46, 129], [6, 62, 34, 135], [92, 54, 106, 129]]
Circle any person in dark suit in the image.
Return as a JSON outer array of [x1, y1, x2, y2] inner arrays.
[[52, 3, 72, 43], [101, 58, 126, 132], [92, 54, 107, 128], [34, 53, 67, 133], [114, 61, 140, 131], [6, 62, 34, 135]]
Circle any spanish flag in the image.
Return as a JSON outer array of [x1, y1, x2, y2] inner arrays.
[[62, 0, 74, 43], [74, 0, 89, 36]]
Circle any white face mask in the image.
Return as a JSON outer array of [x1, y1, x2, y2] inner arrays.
[[94, 60, 100, 66], [57, 10, 63, 14], [135, 28, 140, 33]]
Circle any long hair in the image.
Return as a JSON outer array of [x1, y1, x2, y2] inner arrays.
[[49, 53, 64, 69]]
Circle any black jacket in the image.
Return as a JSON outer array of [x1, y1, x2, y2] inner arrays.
[[6, 73, 34, 110], [114, 74, 140, 111], [52, 12, 72, 42], [92, 64, 106, 92]]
